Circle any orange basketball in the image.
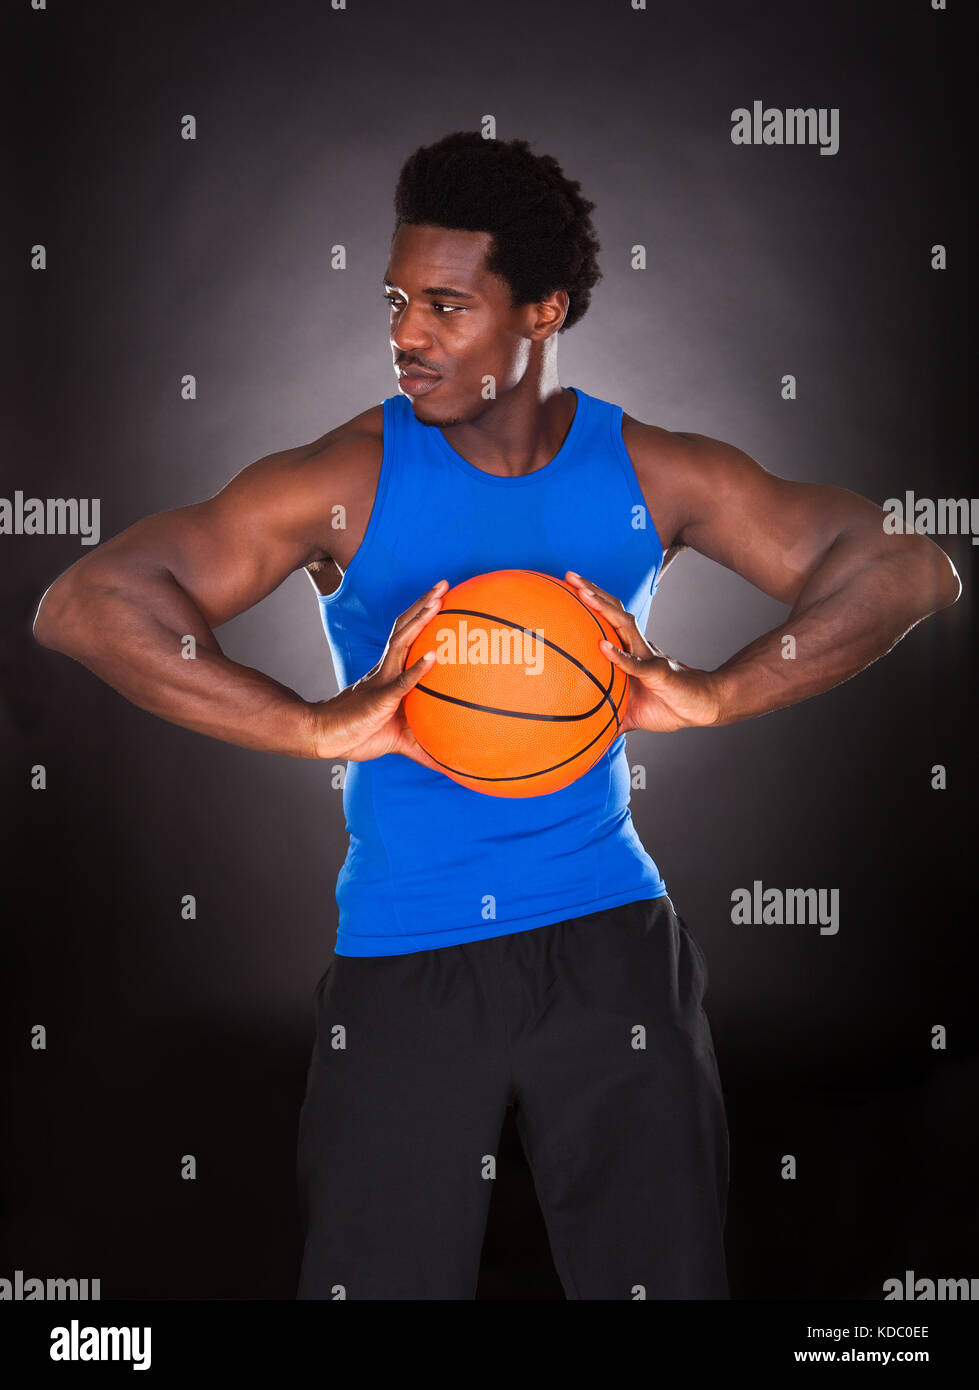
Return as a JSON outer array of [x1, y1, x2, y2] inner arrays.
[[403, 569, 630, 797]]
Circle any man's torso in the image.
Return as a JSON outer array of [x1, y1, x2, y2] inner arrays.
[[299, 394, 688, 597]]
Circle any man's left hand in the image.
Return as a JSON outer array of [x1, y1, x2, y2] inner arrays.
[[564, 571, 722, 733]]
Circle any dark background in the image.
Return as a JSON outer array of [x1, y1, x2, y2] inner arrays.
[[3, 0, 975, 1299]]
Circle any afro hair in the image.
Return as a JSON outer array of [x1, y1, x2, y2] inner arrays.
[[393, 131, 602, 332]]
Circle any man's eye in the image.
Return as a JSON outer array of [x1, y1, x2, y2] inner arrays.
[[383, 294, 464, 315]]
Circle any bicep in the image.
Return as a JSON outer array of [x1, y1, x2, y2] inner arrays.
[[62, 443, 347, 630], [674, 433, 886, 606]]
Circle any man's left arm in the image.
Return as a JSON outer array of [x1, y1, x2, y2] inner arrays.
[[707, 505, 961, 728], [566, 431, 962, 731]]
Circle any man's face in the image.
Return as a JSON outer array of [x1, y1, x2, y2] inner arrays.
[[384, 223, 537, 427]]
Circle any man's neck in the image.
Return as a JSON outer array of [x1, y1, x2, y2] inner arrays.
[[440, 377, 576, 479]]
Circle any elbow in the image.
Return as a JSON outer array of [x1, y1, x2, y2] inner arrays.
[[941, 572, 963, 609], [33, 577, 81, 652], [944, 559, 963, 607], [903, 538, 962, 614], [930, 547, 962, 611], [33, 591, 58, 649]]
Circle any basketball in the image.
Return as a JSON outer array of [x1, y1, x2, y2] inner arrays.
[[403, 569, 630, 797]]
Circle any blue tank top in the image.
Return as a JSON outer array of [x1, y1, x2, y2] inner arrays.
[[319, 386, 668, 956]]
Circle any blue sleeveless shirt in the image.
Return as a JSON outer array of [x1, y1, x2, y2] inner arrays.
[[319, 386, 668, 956]]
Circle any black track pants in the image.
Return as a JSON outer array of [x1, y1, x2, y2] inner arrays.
[[296, 894, 729, 1300]]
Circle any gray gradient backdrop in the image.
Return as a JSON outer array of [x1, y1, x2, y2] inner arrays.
[[4, 0, 975, 1298]]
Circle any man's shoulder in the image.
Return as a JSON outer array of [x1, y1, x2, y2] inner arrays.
[[303, 400, 386, 466], [620, 410, 695, 464], [616, 411, 709, 555], [293, 404, 387, 563], [620, 410, 763, 483], [285, 402, 389, 516]]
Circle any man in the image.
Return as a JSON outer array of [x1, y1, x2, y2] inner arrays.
[[33, 131, 960, 1300]]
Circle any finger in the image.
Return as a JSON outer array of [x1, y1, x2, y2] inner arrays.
[[564, 571, 631, 624], [383, 599, 444, 675], [392, 581, 447, 635], [392, 579, 449, 634], [564, 571, 622, 608], [598, 638, 648, 676], [396, 648, 438, 692], [565, 573, 645, 654], [377, 647, 438, 705], [601, 642, 677, 690]]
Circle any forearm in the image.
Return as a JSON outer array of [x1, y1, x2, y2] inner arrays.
[[710, 533, 959, 728], [34, 568, 320, 758]]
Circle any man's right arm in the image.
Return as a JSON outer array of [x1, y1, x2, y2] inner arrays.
[[32, 431, 379, 759]]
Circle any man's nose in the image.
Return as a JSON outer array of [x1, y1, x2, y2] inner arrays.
[[390, 303, 433, 353]]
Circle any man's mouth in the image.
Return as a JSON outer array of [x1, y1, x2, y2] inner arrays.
[[398, 364, 443, 397]]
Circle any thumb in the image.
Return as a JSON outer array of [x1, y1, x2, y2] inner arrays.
[[388, 648, 437, 700]]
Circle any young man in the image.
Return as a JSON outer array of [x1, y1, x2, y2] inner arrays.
[[34, 131, 960, 1300]]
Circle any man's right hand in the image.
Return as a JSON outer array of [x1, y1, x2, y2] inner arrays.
[[307, 579, 450, 770]]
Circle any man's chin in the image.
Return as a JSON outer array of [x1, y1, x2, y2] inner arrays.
[[415, 411, 465, 427], [408, 394, 466, 428]]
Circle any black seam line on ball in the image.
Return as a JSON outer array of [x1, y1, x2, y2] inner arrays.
[[428, 605, 617, 724], [524, 572, 625, 733], [413, 680, 627, 782], [525, 570, 609, 639], [415, 683, 604, 723]]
